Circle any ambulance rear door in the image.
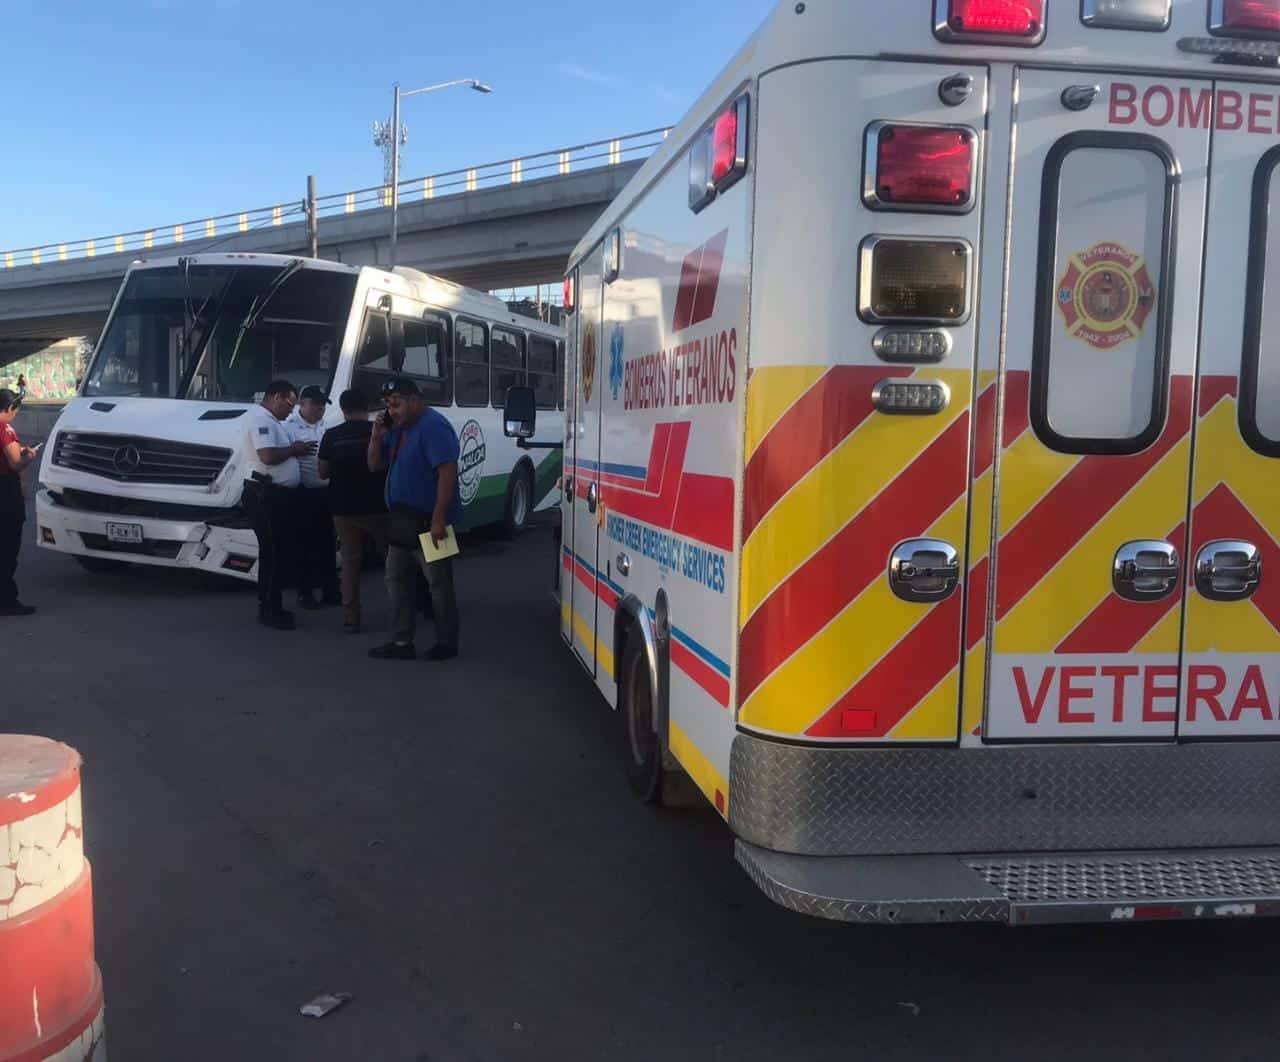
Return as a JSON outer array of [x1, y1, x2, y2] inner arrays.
[[1182, 80, 1280, 739], [982, 71, 1209, 741]]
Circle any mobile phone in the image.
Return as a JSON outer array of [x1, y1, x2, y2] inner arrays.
[[379, 411, 393, 429]]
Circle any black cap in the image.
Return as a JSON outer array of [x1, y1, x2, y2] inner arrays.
[[299, 385, 331, 404], [380, 377, 421, 398]]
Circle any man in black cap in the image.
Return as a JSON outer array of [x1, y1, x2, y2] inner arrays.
[[287, 384, 340, 611], [367, 377, 461, 661]]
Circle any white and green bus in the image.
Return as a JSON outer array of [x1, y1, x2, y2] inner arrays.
[[36, 253, 564, 580]]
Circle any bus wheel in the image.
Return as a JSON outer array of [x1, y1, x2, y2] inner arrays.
[[503, 464, 533, 538], [75, 555, 126, 574], [619, 631, 663, 803]]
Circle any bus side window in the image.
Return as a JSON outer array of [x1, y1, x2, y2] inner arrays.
[[352, 312, 393, 404], [491, 327, 526, 409], [402, 314, 453, 407], [528, 334, 558, 410], [455, 317, 489, 407]]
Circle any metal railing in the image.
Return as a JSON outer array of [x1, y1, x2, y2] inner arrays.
[[1, 127, 670, 271]]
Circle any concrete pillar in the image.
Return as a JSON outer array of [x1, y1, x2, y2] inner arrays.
[[0, 736, 105, 1061]]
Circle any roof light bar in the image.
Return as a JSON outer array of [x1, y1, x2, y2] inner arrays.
[[1081, 0, 1171, 30], [935, 0, 1046, 45]]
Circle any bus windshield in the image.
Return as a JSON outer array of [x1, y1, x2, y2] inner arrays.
[[84, 263, 357, 402]]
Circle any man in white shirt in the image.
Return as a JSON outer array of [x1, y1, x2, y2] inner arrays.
[[286, 385, 340, 611], [243, 379, 312, 630]]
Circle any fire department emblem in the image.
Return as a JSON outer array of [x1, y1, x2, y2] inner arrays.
[[1056, 242, 1155, 351], [582, 320, 598, 401]]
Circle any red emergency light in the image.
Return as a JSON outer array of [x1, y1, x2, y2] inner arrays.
[[866, 124, 976, 211], [711, 95, 749, 190], [563, 274, 575, 315], [1214, 0, 1280, 36], [689, 94, 749, 213], [936, 0, 1045, 42]]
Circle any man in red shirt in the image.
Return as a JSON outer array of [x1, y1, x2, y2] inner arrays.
[[0, 388, 40, 616]]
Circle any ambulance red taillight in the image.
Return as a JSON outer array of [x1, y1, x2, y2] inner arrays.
[[935, 0, 1045, 43], [1213, 0, 1280, 36], [865, 124, 976, 212]]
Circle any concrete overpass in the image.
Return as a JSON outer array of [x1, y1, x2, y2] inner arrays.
[[0, 130, 663, 341]]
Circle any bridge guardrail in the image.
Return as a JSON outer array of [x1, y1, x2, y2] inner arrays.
[[2, 128, 670, 271]]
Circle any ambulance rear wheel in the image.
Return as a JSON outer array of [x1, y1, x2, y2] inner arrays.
[[502, 463, 533, 538], [620, 631, 663, 804]]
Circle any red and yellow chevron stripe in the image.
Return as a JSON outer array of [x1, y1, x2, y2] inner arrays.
[[1184, 378, 1280, 723], [738, 364, 975, 741]]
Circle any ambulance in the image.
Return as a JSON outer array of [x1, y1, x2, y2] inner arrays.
[[502, 0, 1280, 925]]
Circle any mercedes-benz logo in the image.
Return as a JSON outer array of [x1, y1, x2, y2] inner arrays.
[[112, 444, 142, 475]]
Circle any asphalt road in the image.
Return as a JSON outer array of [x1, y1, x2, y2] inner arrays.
[[7, 500, 1280, 1061]]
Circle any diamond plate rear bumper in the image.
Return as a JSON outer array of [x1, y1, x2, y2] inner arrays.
[[729, 732, 1280, 856], [736, 842, 1280, 925]]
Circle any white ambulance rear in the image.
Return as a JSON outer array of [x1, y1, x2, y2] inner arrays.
[[508, 0, 1280, 924]]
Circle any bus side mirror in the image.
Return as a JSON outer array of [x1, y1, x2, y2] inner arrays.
[[503, 386, 537, 439]]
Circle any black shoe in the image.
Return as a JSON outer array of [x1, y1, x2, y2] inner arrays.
[[422, 644, 458, 662], [369, 641, 415, 660], [0, 602, 36, 617], [258, 610, 296, 630], [296, 593, 321, 611]]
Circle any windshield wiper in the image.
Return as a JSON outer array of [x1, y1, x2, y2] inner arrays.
[[226, 259, 305, 371], [175, 266, 239, 399]]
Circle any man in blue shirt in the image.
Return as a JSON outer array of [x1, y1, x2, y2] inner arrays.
[[366, 377, 462, 661]]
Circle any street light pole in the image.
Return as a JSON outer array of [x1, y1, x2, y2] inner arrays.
[[389, 83, 402, 267], [383, 78, 492, 269]]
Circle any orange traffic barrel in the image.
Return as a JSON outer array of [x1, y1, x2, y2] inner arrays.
[[0, 736, 105, 1061]]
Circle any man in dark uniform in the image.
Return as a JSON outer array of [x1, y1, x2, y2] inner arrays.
[[0, 388, 39, 617], [242, 380, 312, 630]]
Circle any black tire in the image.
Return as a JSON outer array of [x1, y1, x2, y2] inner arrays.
[[619, 631, 663, 803], [502, 463, 534, 539], [75, 555, 126, 574]]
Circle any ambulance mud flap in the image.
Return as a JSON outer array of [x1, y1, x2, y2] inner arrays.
[[735, 842, 1280, 926]]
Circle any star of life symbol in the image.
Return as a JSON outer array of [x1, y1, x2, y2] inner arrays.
[[1056, 242, 1156, 352], [609, 324, 625, 402]]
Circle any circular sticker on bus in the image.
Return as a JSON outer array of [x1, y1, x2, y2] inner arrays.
[[1056, 242, 1155, 351], [457, 419, 486, 506], [582, 320, 598, 402]]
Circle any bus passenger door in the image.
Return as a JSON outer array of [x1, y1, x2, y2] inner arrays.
[[568, 246, 606, 674]]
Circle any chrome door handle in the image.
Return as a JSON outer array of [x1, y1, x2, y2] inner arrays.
[[1113, 540, 1180, 601], [1195, 540, 1261, 601], [616, 553, 631, 577], [587, 482, 599, 513], [888, 539, 959, 602]]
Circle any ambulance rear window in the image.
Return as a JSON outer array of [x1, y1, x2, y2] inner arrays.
[[1241, 146, 1280, 458], [1031, 133, 1175, 455]]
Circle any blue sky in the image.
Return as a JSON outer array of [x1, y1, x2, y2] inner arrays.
[[0, 0, 776, 253]]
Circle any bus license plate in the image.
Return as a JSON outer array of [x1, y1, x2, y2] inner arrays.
[[105, 522, 143, 544]]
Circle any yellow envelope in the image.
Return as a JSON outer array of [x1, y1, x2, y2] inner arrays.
[[419, 525, 460, 564]]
